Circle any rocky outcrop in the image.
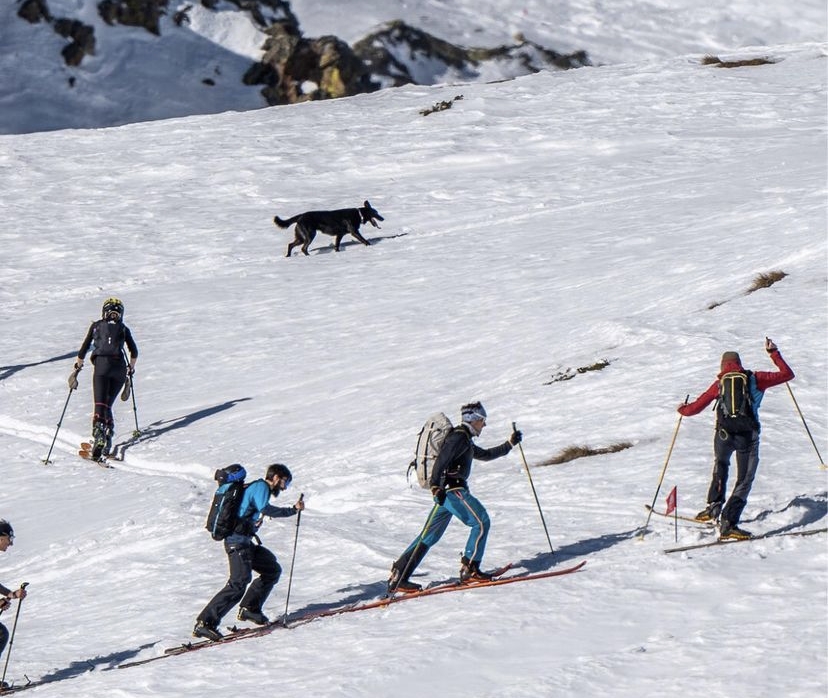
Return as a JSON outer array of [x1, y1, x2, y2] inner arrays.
[[244, 21, 379, 104], [244, 18, 591, 106], [97, 0, 169, 36], [353, 21, 591, 87], [54, 18, 97, 66], [17, 0, 96, 67]]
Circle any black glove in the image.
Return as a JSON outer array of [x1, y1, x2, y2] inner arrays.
[[431, 487, 446, 506], [509, 429, 523, 445]]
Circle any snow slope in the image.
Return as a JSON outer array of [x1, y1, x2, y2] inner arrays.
[[0, 0, 825, 133], [0, 8, 826, 698]]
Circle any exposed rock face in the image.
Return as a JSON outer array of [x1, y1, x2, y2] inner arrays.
[[353, 21, 591, 87], [18, 0, 96, 67], [54, 19, 97, 66], [17, 0, 51, 23], [98, 0, 169, 36], [243, 22, 378, 104], [11, 1, 591, 112], [244, 18, 591, 106]]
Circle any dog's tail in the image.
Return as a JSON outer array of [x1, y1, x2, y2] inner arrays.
[[273, 214, 301, 229]]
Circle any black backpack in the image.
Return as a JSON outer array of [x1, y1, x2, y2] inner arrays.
[[717, 370, 757, 432], [205, 464, 247, 541], [92, 320, 125, 357]]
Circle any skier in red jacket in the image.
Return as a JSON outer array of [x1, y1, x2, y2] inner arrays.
[[678, 337, 794, 540]]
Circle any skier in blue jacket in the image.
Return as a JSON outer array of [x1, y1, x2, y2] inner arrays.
[[388, 402, 521, 593], [194, 464, 304, 641]]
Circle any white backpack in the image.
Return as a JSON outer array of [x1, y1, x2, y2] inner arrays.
[[407, 412, 454, 488]]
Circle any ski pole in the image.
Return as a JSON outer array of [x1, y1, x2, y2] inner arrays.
[[389, 502, 441, 599], [281, 494, 304, 626], [785, 383, 826, 469], [128, 371, 140, 437], [42, 370, 80, 464], [513, 422, 554, 554], [1, 582, 29, 687], [639, 396, 688, 539]]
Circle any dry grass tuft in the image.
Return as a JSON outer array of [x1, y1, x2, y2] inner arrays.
[[537, 441, 633, 466], [702, 55, 776, 68], [746, 270, 788, 294], [545, 359, 610, 384]]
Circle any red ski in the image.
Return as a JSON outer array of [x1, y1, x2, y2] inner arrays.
[[117, 560, 586, 668]]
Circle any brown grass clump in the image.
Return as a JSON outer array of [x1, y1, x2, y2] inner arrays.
[[746, 270, 788, 294], [544, 359, 610, 384], [702, 56, 776, 68], [537, 441, 633, 466]]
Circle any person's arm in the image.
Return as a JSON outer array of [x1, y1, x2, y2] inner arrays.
[[124, 326, 138, 373], [678, 381, 719, 416], [76, 322, 95, 366], [753, 339, 794, 390]]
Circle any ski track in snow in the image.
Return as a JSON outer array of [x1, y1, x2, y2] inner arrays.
[[0, 7, 825, 698]]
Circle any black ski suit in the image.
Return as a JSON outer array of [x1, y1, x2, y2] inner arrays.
[[77, 319, 138, 429]]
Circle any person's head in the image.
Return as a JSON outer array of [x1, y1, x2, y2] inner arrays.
[[721, 351, 742, 370], [461, 401, 487, 436], [265, 463, 292, 497], [0, 520, 14, 552], [102, 297, 124, 322]]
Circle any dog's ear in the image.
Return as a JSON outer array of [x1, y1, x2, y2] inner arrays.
[[363, 200, 370, 208]]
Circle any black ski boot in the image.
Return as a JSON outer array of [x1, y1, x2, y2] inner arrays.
[[460, 556, 493, 583], [91, 421, 107, 460], [193, 620, 222, 641], [237, 608, 269, 625], [387, 566, 422, 594]]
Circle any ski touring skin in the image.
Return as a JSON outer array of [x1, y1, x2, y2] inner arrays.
[[664, 527, 827, 554], [117, 560, 586, 669]]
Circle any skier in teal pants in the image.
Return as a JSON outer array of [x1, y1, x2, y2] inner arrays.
[[388, 402, 521, 592]]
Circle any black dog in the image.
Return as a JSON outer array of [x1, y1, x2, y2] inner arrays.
[[274, 200, 384, 257]]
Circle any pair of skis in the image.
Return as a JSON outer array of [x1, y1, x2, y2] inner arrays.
[[116, 560, 587, 668], [645, 505, 827, 553]]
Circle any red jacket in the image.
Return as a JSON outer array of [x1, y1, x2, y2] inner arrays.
[[678, 349, 794, 416]]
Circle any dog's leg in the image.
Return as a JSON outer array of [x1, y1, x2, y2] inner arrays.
[[299, 223, 315, 256], [346, 221, 371, 247], [352, 230, 371, 246]]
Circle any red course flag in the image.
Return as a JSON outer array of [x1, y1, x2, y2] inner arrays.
[[665, 486, 677, 515]]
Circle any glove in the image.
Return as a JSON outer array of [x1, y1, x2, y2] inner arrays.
[[765, 337, 778, 354], [509, 429, 523, 446], [0, 598, 9, 612], [431, 487, 446, 506], [73, 359, 83, 371]]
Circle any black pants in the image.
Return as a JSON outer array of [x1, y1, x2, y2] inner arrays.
[[0, 621, 7, 658], [197, 541, 281, 626], [708, 428, 760, 526], [91, 356, 127, 428]]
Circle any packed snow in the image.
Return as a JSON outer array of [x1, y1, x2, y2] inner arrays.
[[0, 1, 826, 697]]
